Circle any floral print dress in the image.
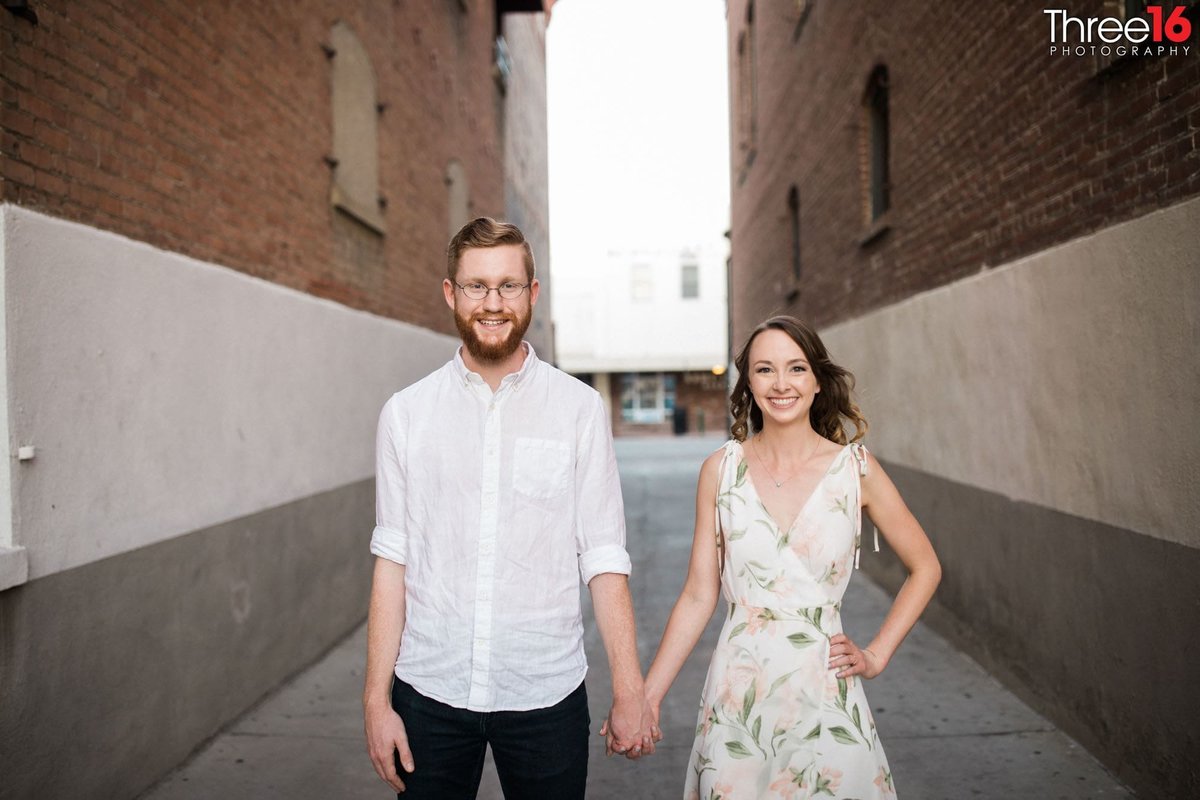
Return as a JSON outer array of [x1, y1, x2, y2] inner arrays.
[[684, 441, 895, 800]]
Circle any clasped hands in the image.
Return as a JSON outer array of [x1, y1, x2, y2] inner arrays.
[[598, 693, 663, 760]]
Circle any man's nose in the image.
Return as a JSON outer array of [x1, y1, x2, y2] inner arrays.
[[482, 288, 505, 311]]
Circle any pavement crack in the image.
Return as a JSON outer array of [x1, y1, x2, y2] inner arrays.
[[228, 731, 363, 741], [893, 727, 1057, 740]]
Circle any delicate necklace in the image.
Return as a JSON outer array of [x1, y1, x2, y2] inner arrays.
[[751, 435, 822, 488]]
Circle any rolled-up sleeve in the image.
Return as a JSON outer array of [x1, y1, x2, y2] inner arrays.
[[370, 397, 409, 565], [575, 392, 631, 584]]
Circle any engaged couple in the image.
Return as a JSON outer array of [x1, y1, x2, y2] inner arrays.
[[363, 218, 940, 799]]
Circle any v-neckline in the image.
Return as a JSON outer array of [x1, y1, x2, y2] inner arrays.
[[740, 442, 849, 535]]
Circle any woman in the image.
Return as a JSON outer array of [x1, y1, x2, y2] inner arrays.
[[644, 316, 940, 798]]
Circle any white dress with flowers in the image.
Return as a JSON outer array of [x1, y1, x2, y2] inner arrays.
[[683, 441, 895, 800]]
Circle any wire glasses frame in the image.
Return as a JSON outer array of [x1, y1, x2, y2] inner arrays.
[[454, 281, 531, 300]]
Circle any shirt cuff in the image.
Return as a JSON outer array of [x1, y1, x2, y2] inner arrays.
[[578, 543, 631, 584], [370, 525, 408, 565]]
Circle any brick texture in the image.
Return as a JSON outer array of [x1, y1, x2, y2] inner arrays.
[[0, 1, 522, 335], [725, 0, 1200, 346], [676, 370, 729, 437]]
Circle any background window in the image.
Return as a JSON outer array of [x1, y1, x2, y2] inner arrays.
[[329, 22, 385, 233], [865, 65, 890, 221], [446, 160, 470, 240], [788, 185, 800, 280], [681, 263, 699, 299], [620, 373, 676, 424], [736, 1, 757, 160]]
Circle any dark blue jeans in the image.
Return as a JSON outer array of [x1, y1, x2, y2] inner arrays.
[[389, 679, 590, 799]]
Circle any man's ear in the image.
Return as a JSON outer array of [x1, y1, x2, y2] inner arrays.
[[443, 278, 456, 310]]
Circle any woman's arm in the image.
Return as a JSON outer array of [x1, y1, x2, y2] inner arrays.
[[830, 450, 942, 679], [642, 449, 726, 718]]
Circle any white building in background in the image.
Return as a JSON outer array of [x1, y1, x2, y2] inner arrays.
[[555, 241, 729, 436]]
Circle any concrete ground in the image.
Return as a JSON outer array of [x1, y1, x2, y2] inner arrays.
[[142, 436, 1133, 800]]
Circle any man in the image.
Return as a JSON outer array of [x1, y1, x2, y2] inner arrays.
[[363, 218, 653, 798]]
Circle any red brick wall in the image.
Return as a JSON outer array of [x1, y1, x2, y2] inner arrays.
[[676, 370, 728, 437], [1, 1, 512, 335], [726, 0, 1200, 345], [610, 413, 672, 439]]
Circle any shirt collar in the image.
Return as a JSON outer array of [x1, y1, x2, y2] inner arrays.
[[453, 341, 539, 389]]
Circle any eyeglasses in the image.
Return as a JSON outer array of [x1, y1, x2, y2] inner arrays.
[[454, 281, 530, 300]]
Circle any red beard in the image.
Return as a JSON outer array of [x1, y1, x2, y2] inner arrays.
[[455, 308, 532, 363]]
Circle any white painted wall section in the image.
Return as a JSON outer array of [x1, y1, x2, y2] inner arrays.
[[2, 205, 457, 581], [822, 197, 1200, 547], [0, 213, 28, 591]]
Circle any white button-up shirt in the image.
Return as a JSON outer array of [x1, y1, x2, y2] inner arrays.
[[370, 344, 631, 712]]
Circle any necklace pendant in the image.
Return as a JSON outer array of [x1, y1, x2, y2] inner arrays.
[[774, 480, 782, 488]]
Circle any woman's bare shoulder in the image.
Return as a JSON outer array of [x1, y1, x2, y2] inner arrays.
[[699, 441, 735, 480]]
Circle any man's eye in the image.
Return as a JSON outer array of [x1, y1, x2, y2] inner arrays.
[[502, 282, 520, 290], [466, 283, 486, 291]]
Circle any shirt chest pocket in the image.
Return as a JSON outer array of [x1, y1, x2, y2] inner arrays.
[[513, 437, 572, 501]]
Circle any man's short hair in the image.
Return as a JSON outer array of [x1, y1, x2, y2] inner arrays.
[[447, 217, 535, 282]]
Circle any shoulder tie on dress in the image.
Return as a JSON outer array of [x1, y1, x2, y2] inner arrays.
[[849, 442, 879, 569], [714, 441, 737, 576]]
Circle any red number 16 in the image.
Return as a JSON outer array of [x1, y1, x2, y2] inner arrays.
[[1147, 5, 1192, 43]]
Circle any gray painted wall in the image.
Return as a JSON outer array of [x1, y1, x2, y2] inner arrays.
[[0, 480, 375, 800], [0, 205, 462, 797], [820, 198, 1200, 797], [863, 462, 1199, 798]]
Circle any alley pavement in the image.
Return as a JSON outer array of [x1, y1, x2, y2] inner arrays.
[[143, 436, 1133, 800]]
